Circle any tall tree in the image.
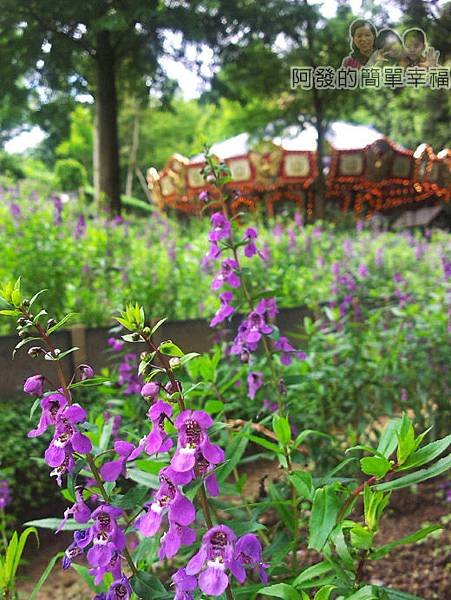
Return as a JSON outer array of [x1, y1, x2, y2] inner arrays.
[[0, 1, 228, 212]]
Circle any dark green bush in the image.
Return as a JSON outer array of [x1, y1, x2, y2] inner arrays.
[[54, 158, 87, 191]]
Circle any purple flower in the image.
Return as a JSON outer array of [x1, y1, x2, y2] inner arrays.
[[171, 410, 224, 473], [375, 247, 384, 267], [244, 227, 258, 258], [211, 259, 240, 290], [77, 505, 126, 569], [24, 374, 45, 397], [230, 299, 276, 357], [50, 445, 76, 486], [247, 372, 264, 400], [199, 190, 209, 203], [209, 212, 231, 242], [0, 480, 11, 509], [136, 467, 195, 538], [274, 336, 305, 366], [89, 551, 122, 586], [172, 568, 197, 600], [62, 539, 84, 569], [159, 521, 197, 560], [106, 577, 132, 600], [53, 195, 63, 225], [129, 400, 174, 460], [9, 203, 22, 220], [186, 525, 240, 596], [79, 364, 95, 380], [400, 388, 408, 402], [74, 215, 86, 240], [141, 382, 160, 400], [108, 337, 124, 352], [233, 534, 268, 584], [100, 441, 135, 482], [118, 353, 142, 394], [27, 392, 68, 438], [57, 488, 91, 532], [44, 403, 92, 468], [294, 212, 303, 229], [210, 292, 235, 327], [358, 264, 368, 279], [343, 239, 353, 256]]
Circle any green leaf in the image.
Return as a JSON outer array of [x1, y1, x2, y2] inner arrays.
[[13, 527, 38, 579], [371, 525, 442, 559], [29, 397, 41, 420], [396, 413, 415, 465], [350, 524, 374, 550], [127, 468, 160, 489], [0, 309, 19, 316], [377, 418, 401, 458], [53, 346, 79, 360], [259, 583, 304, 599], [269, 482, 295, 532], [150, 317, 167, 336], [308, 485, 340, 551], [113, 486, 148, 510], [294, 429, 331, 448], [71, 563, 107, 593], [345, 586, 378, 599], [374, 454, 451, 491], [360, 456, 391, 479], [29, 552, 65, 600], [247, 433, 282, 454], [47, 312, 77, 334], [28, 289, 48, 309], [377, 587, 423, 599], [216, 427, 250, 483], [130, 571, 171, 599], [397, 435, 451, 471], [179, 352, 201, 366], [289, 471, 314, 501], [23, 518, 89, 531], [314, 585, 337, 600], [273, 414, 291, 446], [293, 561, 333, 587], [158, 340, 183, 357], [204, 400, 224, 414], [69, 376, 111, 389]]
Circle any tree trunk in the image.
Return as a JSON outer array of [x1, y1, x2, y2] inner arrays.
[[313, 87, 326, 221], [125, 110, 140, 197], [95, 30, 121, 214]]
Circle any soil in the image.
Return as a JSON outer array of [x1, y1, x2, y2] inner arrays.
[[17, 464, 450, 599]]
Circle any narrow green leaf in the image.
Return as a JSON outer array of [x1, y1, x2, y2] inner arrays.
[[130, 571, 170, 599], [371, 525, 442, 559], [47, 312, 77, 334], [374, 454, 451, 491], [293, 561, 333, 587], [23, 518, 89, 531], [308, 486, 340, 551], [29, 552, 65, 600], [397, 435, 451, 471], [377, 418, 401, 458], [314, 585, 336, 600], [258, 583, 303, 599], [289, 471, 314, 501]]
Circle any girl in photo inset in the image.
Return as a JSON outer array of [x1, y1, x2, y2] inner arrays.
[[342, 19, 377, 69], [367, 29, 406, 67]]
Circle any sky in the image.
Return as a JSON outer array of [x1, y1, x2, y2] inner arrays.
[[4, 0, 445, 153]]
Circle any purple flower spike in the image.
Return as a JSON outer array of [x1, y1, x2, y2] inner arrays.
[[171, 410, 224, 473], [211, 259, 241, 291], [209, 212, 231, 242], [100, 441, 135, 482], [0, 480, 11, 509], [186, 525, 240, 597], [244, 227, 258, 258], [210, 291, 235, 327], [129, 400, 173, 461], [28, 392, 68, 438], [24, 374, 45, 396], [233, 534, 269, 583], [82, 505, 126, 569], [247, 372, 264, 400], [106, 577, 132, 600], [172, 568, 197, 600]]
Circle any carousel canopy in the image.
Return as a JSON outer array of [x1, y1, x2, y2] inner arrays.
[[190, 121, 385, 161]]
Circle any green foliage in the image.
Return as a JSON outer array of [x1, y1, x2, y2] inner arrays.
[[0, 527, 38, 597], [0, 151, 25, 180], [54, 158, 87, 191]]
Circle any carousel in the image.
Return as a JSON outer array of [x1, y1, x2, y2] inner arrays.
[[146, 122, 450, 220]]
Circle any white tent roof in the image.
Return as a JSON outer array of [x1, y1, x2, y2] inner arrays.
[[189, 121, 385, 162]]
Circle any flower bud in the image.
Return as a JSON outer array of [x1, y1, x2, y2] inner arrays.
[[206, 173, 216, 183], [169, 357, 181, 368], [23, 374, 45, 396], [18, 330, 30, 339], [17, 317, 27, 327], [47, 318, 57, 328], [28, 346, 43, 358], [21, 299, 30, 308], [79, 364, 95, 380], [141, 382, 159, 400], [165, 380, 181, 396]]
